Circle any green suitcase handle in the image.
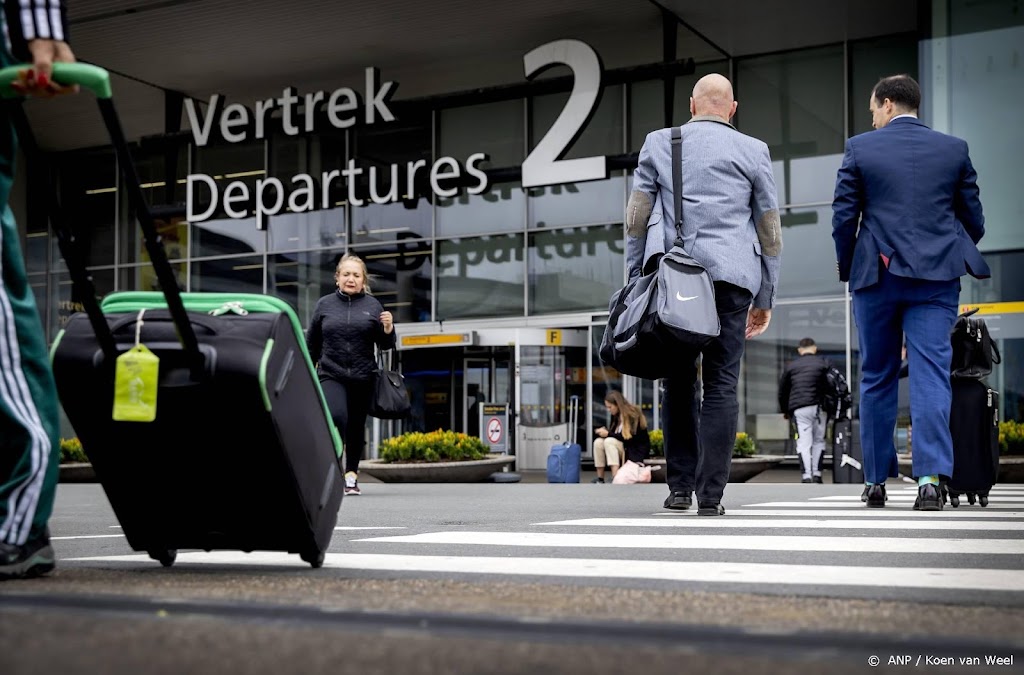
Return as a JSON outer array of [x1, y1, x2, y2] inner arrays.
[[0, 62, 111, 99]]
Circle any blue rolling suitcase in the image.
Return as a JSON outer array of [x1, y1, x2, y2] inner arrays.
[[547, 396, 581, 483]]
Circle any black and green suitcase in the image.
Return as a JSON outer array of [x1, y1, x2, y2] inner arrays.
[[2, 64, 344, 568]]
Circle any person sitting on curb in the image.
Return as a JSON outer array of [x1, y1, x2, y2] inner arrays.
[[591, 390, 650, 483]]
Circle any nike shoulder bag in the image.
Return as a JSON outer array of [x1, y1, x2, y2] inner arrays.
[[599, 126, 720, 379]]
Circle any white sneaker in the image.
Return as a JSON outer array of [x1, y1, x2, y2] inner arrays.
[[344, 471, 361, 495]]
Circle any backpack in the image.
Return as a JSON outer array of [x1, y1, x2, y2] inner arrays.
[[951, 308, 1001, 379], [821, 362, 852, 420]]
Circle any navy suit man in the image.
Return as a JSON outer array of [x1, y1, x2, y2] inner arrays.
[[832, 74, 988, 511]]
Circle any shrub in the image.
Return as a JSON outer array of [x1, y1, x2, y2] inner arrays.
[[646, 429, 756, 458], [999, 421, 1024, 455], [60, 437, 88, 463], [379, 429, 489, 463], [649, 429, 664, 457], [733, 432, 756, 458]]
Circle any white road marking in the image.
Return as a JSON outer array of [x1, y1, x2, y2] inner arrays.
[[353, 531, 1024, 554], [743, 501, 1024, 509], [52, 534, 125, 540], [64, 551, 1024, 592], [651, 509, 1024, 518], [334, 527, 407, 530], [538, 518, 1024, 531], [812, 496, 1024, 504]]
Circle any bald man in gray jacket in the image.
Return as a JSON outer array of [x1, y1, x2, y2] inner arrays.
[[626, 74, 781, 516]]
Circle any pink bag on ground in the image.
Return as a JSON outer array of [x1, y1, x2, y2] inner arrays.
[[612, 460, 659, 484]]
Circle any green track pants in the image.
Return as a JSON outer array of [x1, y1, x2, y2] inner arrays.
[[0, 80, 62, 547]]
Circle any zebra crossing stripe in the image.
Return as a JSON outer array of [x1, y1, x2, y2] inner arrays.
[[64, 551, 1024, 592], [354, 531, 1024, 555], [651, 509, 1024, 518], [744, 502, 1024, 509], [537, 518, 1024, 531], [812, 496, 1024, 504]]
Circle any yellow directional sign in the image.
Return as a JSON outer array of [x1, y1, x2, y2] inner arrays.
[[400, 332, 474, 348], [545, 329, 562, 345], [960, 301, 1024, 315]]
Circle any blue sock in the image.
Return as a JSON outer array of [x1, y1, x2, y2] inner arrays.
[[918, 475, 939, 487]]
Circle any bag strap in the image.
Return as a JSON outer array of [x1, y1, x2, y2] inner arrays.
[[670, 126, 684, 248]]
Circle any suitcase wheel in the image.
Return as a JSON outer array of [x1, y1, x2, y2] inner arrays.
[[148, 549, 177, 568], [979, 494, 989, 508], [949, 495, 960, 508], [301, 550, 325, 569]]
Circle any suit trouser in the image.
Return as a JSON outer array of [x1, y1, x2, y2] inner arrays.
[[663, 281, 752, 505], [852, 269, 959, 483], [0, 96, 62, 547], [793, 405, 825, 479]]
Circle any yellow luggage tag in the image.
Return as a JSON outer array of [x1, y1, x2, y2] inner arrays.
[[112, 309, 160, 422]]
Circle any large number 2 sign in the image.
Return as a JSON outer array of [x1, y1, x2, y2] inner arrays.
[[521, 40, 608, 189]]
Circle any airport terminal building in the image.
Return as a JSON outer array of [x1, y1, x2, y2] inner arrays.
[[13, 0, 1022, 465]]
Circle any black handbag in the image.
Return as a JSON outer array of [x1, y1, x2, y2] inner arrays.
[[368, 349, 411, 419], [951, 308, 1001, 379], [599, 126, 719, 378]]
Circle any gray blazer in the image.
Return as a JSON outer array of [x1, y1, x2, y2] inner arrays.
[[626, 116, 782, 309]]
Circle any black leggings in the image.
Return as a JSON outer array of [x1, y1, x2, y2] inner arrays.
[[320, 378, 372, 475]]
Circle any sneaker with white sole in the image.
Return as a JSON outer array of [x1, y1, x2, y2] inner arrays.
[[344, 471, 361, 495], [0, 529, 55, 580]]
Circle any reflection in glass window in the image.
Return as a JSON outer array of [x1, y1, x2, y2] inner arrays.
[[629, 64, 730, 151], [190, 255, 264, 294], [528, 225, 624, 315], [356, 241, 434, 325], [118, 262, 187, 295], [352, 197, 431, 244], [269, 209, 346, 252], [529, 174, 625, 229], [436, 182, 525, 237], [737, 46, 844, 206], [192, 217, 266, 256], [776, 205, 845, 299], [437, 234, 524, 319], [55, 149, 116, 270], [439, 99, 524, 169], [269, 250, 340, 325], [48, 269, 114, 343], [120, 140, 190, 265]]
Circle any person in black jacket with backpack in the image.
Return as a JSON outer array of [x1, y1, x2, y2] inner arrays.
[[778, 337, 830, 483], [307, 255, 396, 495]]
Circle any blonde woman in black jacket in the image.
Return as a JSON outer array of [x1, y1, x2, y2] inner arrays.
[[307, 255, 396, 495], [592, 390, 651, 483]]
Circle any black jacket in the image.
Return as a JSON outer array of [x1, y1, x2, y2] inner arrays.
[[306, 290, 396, 382], [778, 353, 829, 414], [604, 414, 651, 464]]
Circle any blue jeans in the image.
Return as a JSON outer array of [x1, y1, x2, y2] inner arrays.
[[852, 269, 959, 483], [663, 281, 752, 505]]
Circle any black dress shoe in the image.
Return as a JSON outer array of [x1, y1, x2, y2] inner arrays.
[[865, 484, 887, 508], [663, 491, 692, 510], [697, 502, 725, 516], [913, 483, 943, 511], [812, 476, 823, 484], [801, 478, 813, 483]]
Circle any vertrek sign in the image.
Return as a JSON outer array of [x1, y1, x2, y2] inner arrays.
[[184, 39, 609, 229]]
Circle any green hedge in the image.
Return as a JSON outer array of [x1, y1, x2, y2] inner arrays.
[[648, 429, 756, 458], [378, 430, 489, 463]]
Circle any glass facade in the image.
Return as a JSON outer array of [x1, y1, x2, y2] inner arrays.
[[23, 5, 1024, 452]]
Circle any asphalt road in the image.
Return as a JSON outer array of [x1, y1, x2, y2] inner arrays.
[[2, 480, 1022, 675]]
